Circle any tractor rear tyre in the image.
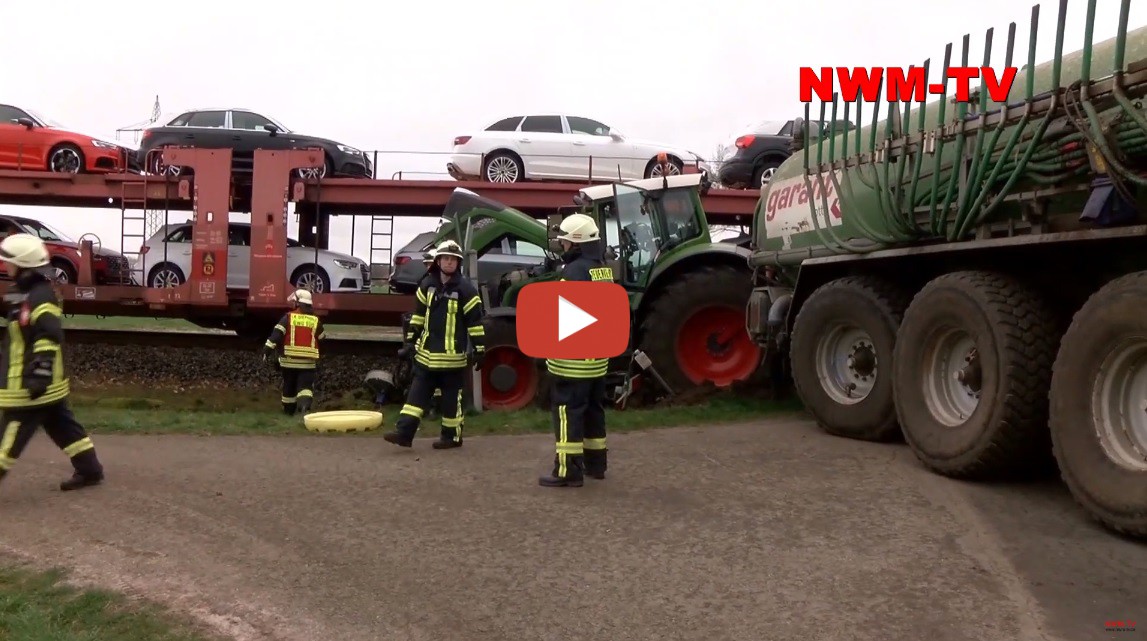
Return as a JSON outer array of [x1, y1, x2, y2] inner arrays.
[[1049, 271, 1147, 538], [892, 271, 1059, 480], [789, 276, 910, 441], [480, 316, 542, 411], [639, 265, 760, 395]]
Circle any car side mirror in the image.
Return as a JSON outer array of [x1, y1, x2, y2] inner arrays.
[[263, 124, 279, 135], [609, 132, 624, 142], [15, 118, 34, 129]]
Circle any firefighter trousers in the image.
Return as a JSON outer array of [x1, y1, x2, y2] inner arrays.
[[550, 375, 608, 481], [0, 401, 103, 480], [394, 364, 466, 443], [281, 364, 317, 415]]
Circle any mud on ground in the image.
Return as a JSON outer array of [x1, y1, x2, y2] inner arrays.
[[0, 417, 1143, 641]]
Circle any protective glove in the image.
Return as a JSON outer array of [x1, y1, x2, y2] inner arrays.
[[25, 359, 52, 400], [470, 350, 485, 369], [397, 343, 413, 359]]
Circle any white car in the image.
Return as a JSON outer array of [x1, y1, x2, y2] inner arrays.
[[133, 221, 371, 293], [446, 114, 709, 183]]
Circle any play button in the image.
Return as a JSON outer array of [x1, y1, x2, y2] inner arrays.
[[557, 295, 597, 341]]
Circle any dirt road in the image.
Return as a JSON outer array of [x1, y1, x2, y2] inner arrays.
[[0, 417, 1143, 641]]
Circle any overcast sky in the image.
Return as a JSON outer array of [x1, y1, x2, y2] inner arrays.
[[1, 0, 1141, 262]]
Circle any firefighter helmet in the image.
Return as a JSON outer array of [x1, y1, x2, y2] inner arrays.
[[434, 240, 464, 260], [0, 233, 50, 269], [422, 248, 437, 264], [288, 288, 313, 306], [556, 213, 599, 242]]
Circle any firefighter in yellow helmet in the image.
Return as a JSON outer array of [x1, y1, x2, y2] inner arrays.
[[384, 239, 485, 449], [539, 213, 614, 488], [263, 288, 325, 415], [0, 233, 104, 491]]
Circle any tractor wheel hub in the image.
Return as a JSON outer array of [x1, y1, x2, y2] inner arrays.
[[489, 364, 518, 392]]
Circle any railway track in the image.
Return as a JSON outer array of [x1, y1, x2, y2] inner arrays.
[[67, 328, 401, 356]]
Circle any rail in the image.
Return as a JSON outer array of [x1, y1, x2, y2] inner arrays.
[[67, 327, 401, 354]]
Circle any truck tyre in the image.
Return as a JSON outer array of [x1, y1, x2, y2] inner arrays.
[[789, 276, 910, 441], [1049, 272, 1147, 538], [480, 316, 541, 411], [892, 271, 1059, 479], [639, 265, 759, 394]]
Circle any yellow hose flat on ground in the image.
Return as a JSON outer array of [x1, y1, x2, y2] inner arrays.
[[303, 410, 384, 433]]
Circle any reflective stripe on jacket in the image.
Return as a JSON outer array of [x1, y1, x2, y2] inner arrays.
[[545, 253, 615, 379], [407, 270, 485, 370], [0, 274, 69, 408], [266, 310, 325, 369]]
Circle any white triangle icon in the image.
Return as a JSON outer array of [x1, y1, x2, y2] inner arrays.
[[557, 295, 597, 341]]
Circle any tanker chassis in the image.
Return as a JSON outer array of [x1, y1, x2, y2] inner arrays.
[[746, 2, 1147, 539]]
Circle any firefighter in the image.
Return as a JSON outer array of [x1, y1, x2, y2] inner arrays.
[[384, 239, 485, 449], [539, 213, 614, 488], [263, 288, 325, 415], [0, 233, 104, 491]]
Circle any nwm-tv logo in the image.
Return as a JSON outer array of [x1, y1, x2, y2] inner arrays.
[[800, 66, 1019, 103]]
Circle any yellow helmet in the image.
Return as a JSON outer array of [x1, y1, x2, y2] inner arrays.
[[0, 233, 49, 269], [557, 213, 599, 242]]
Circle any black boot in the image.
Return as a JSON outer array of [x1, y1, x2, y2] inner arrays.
[[383, 431, 413, 447], [432, 427, 462, 449], [60, 471, 103, 491], [585, 449, 607, 480], [538, 454, 584, 487], [61, 450, 104, 491], [297, 397, 313, 416], [282, 402, 297, 416]]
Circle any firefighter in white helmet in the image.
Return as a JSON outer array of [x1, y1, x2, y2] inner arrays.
[[0, 233, 105, 491], [263, 288, 325, 415], [538, 213, 614, 488], [384, 239, 485, 449]]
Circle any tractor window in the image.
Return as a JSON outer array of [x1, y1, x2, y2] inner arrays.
[[611, 185, 656, 286], [508, 239, 547, 257], [657, 189, 702, 247]]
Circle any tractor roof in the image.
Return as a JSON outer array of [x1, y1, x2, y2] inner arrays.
[[576, 173, 706, 202]]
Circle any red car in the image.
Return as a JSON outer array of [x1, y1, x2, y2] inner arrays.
[[0, 103, 136, 174], [0, 214, 134, 285]]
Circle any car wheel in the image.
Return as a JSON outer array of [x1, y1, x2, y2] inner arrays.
[[296, 155, 332, 180], [149, 151, 183, 177], [148, 263, 185, 288], [291, 265, 331, 293], [483, 151, 523, 183], [753, 160, 782, 187], [47, 144, 85, 174], [645, 155, 683, 178], [50, 258, 78, 284]]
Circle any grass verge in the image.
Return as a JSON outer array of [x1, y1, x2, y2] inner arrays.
[[68, 385, 804, 437], [0, 562, 220, 641]]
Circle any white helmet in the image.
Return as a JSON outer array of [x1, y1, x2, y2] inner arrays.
[[288, 288, 313, 306], [0, 233, 50, 269], [557, 213, 599, 242], [422, 248, 437, 264], [434, 240, 464, 260]]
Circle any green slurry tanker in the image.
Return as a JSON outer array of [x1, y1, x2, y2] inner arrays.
[[746, 0, 1147, 538]]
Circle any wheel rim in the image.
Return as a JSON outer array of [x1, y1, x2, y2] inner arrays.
[[151, 155, 181, 176], [52, 266, 70, 283], [152, 269, 180, 288], [760, 167, 776, 185], [814, 323, 878, 404], [50, 148, 81, 173], [1091, 338, 1147, 472], [297, 164, 327, 180], [675, 306, 761, 385], [486, 157, 519, 182], [295, 272, 325, 293], [921, 327, 981, 426], [481, 346, 537, 410], [650, 162, 681, 177]]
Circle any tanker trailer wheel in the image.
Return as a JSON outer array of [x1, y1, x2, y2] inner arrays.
[[789, 275, 910, 441], [639, 265, 760, 394], [1049, 272, 1147, 538], [481, 316, 541, 411], [892, 271, 1059, 479]]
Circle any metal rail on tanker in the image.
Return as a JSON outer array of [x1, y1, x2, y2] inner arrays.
[[745, 0, 1147, 539]]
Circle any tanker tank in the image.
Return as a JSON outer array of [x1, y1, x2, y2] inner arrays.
[[751, 18, 1147, 267]]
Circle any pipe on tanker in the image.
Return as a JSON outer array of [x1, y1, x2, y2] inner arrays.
[[767, 293, 792, 328]]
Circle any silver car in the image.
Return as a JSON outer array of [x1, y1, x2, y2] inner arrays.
[[133, 221, 371, 293]]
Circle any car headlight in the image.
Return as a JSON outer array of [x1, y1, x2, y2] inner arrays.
[[91, 140, 119, 149], [333, 259, 359, 269], [337, 144, 361, 155]]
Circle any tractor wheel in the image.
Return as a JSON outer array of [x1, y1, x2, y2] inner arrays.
[[639, 266, 760, 395], [481, 316, 541, 411], [789, 275, 911, 441]]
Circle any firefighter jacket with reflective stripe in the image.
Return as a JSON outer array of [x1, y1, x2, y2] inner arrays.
[[0, 272, 69, 408], [265, 310, 325, 369], [546, 244, 615, 380], [406, 269, 485, 370]]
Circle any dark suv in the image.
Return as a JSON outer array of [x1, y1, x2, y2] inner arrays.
[[717, 118, 854, 189]]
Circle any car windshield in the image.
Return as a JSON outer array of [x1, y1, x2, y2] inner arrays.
[[18, 218, 73, 242], [25, 109, 67, 129]]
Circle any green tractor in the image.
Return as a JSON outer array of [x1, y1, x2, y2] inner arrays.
[[372, 175, 762, 411]]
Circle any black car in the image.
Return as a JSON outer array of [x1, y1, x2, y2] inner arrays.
[[718, 118, 854, 189], [136, 108, 373, 179]]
